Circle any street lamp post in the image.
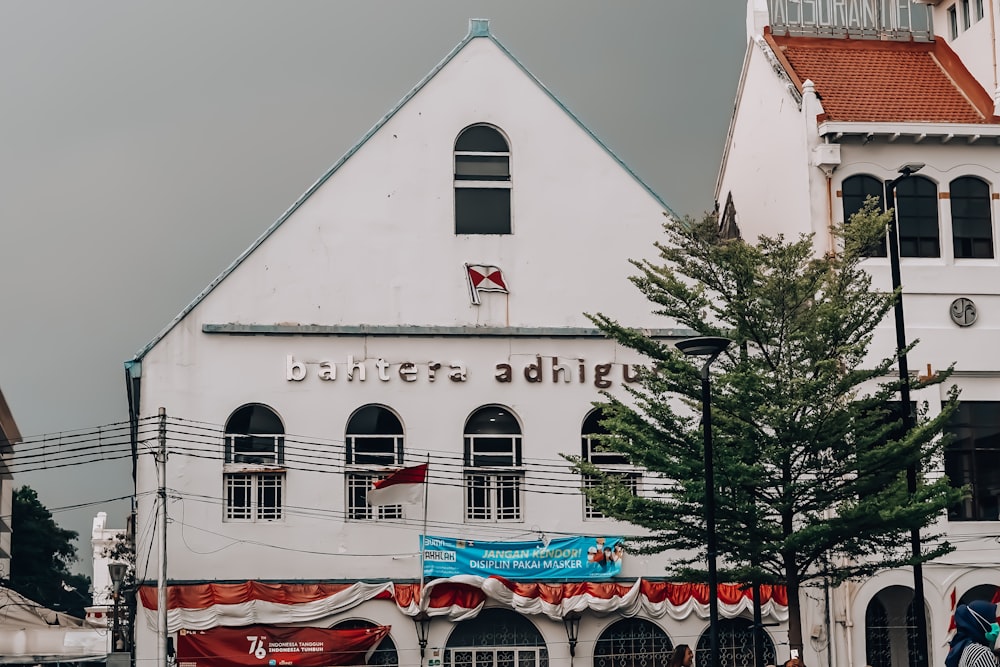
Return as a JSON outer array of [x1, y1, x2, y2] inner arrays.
[[885, 162, 929, 667], [676, 336, 733, 667], [108, 561, 128, 653]]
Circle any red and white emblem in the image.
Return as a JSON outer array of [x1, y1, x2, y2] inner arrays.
[[466, 264, 508, 304]]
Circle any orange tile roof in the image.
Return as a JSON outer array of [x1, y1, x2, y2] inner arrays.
[[764, 30, 998, 124]]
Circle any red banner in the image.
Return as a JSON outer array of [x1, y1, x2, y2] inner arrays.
[[176, 624, 390, 667]]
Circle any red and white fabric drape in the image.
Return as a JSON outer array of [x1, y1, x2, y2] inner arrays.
[[139, 576, 789, 631]]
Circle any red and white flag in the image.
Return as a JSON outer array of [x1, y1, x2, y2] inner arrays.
[[466, 264, 508, 304], [366, 463, 427, 506]]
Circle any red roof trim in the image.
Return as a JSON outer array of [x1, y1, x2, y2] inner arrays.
[[763, 27, 804, 94]]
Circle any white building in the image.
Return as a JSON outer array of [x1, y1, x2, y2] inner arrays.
[[126, 18, 793, 667], [85, 511, 125, 628], [717, 1, 1000, 666], [0, 387, 19, 581]]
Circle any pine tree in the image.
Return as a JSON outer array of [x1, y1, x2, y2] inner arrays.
[[579, 201, 964, 658]]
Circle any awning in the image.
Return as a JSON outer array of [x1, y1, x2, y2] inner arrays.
[[0, 586, 107, 663]]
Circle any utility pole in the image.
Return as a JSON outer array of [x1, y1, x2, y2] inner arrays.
[[157, 408, 168, 667]]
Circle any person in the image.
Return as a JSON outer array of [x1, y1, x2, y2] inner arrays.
[[668, 644, 694, 667], [946, 600, 1000, 667]]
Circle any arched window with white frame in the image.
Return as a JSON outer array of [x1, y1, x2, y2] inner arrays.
[[223, 404, 285, 522], [581, 408, 640, 520], [345, 405, 405, 521], [463, 405, 522, 521]]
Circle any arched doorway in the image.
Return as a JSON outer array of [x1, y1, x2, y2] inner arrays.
[[696, 618, 776, 667], [594, 617, 672, 667], [331, 619, 398, 666], [444, 608, 547, 667]]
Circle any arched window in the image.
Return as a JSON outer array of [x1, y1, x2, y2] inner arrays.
[[332, 620, 398, 666], [464, 406, 522, 521], [594, 618, 672, 667], [345, 405, 405, 521], [950, 176, 994, 258], [894, 175, 940, 257], [695, 618, 776, 667], [454, 125, 511, 234], [223, 404, 284, 522], [444, 609, 546, 667], [842, 174, 887, 256], [865, 586, 920, 667], [225, 403, 284, 464], [582, 409, 628, 465], [959, 584, 1000, 607], [581, 409, 639, 519]]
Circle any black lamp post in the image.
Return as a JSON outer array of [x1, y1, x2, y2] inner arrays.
[[414, 613, 431, 659], [563, 612, 581, 658], [676, 336, 733, 667], [108, 561, 128, 652], [885, 162, 929, 667]]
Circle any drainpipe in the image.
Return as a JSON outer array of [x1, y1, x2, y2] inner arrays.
[[826, 174, 836, 254], [844, 580, 855, 667]]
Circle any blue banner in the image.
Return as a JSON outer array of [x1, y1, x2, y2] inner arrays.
[[421, 534, 624, 580]]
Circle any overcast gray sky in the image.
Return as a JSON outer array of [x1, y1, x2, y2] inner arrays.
[[0, 1, 746, 579]]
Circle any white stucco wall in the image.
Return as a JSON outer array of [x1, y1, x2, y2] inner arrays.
[[136, 334, 682, 582], [182, 36, 667, 332], [717, 37, 814, 243], [925, 0, 998, 97]]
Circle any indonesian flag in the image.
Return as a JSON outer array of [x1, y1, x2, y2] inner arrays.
[[466, 263, 508, 304], [366, 463, 427, 506]]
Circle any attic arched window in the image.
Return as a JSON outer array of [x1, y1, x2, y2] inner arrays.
[[950, 176, 994, 259], [454, 125, 511, 234]]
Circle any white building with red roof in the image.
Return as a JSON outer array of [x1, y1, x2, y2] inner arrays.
[[718, 2, 1000, 666]]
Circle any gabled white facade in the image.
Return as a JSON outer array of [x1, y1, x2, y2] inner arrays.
[[718, 3, 1000, 667], [128, 20, 793, 667]]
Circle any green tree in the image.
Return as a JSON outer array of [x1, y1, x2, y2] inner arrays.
[[579, 202, 964, 658], [8, 485, 91, 618]]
